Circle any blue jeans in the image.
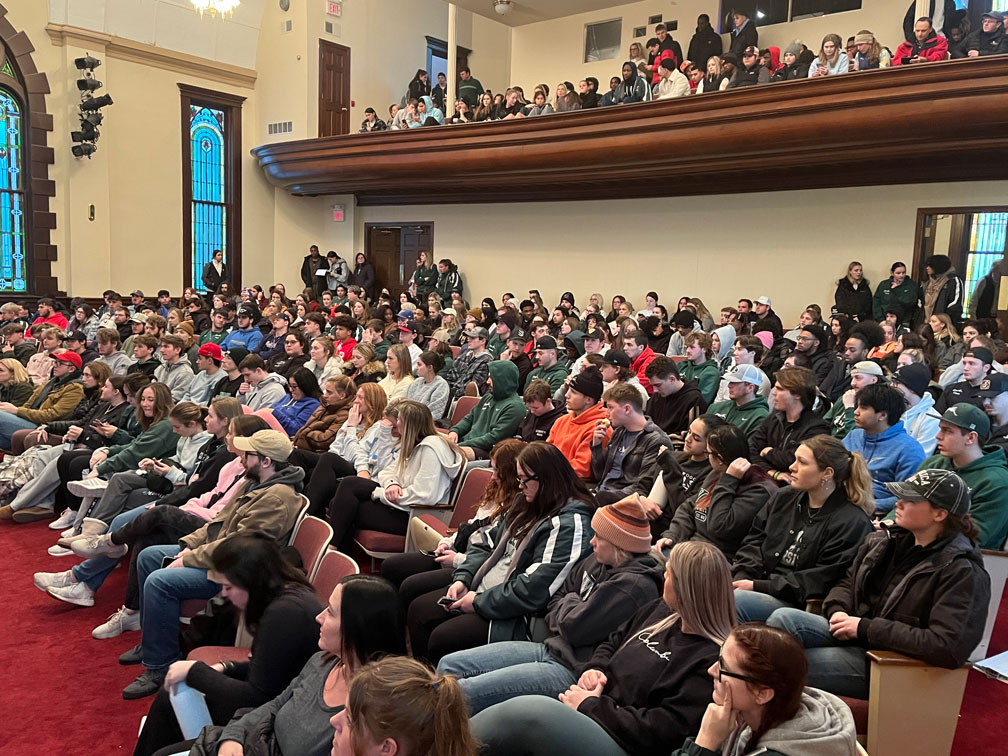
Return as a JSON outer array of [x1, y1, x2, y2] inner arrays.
[[437, 641, 577, 714], [170, 681, 213, 740], [733, 588, 791, 623], [136, 544, 219, 672], [767, 608, 870, 698], [0, 412, 37, 449], [471, 696, 630, 756], [72, 507, 148, 592]]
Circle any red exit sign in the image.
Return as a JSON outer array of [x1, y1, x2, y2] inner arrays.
[[327, 1, 342, 16]]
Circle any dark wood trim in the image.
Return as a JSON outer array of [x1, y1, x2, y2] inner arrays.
[[178, 83, 244, 292], [911, 206, 1008, 281], [253, 58, 1008, 205], [0, 6, 58, 295]]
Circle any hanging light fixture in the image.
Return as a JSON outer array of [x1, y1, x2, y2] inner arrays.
[[191, 0, 240, 18]]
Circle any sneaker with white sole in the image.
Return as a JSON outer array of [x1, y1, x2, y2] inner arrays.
[[72, 533, 127, 560], [33, 570, 75, 592], [49, 508, 77, 530], [48, 543, 75, 557], [93, 605, 141, 639], [60, 526, 75, 538], [47, 581, 95, 607]]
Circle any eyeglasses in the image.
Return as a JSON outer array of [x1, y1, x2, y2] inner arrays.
[[795, 335, 815, 343], [517, 473, 539, 488], [716, 654, 760, 684]]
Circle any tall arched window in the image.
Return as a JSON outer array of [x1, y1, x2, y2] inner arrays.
[[0, 84, 27, 293]]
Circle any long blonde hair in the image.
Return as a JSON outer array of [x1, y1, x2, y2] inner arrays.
[[386, 343, 412, 381], [628, 541, 735, 647], [347, 656, 477, 756], [0, 357, 29, 385], [394, 400, 461, 479], [801, 435, 875, 515]]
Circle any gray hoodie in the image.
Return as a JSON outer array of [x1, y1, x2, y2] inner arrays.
[[719, 688, 857, 756], [241, 372, 287, 411]]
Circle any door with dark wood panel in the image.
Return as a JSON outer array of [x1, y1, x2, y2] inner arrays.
[[401, 225, 434, 289], [319, 40, 351, 137], [365, 225, 402, 298]]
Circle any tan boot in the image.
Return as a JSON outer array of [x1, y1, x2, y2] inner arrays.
[[57, 517, 108, 548]]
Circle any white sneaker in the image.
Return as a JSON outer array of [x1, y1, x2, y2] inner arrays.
[[33, 570, 75, 592], [60, 527, 75, 538], [48, 543, 74, 557], [93, 605, 141, 639], [47, 581, 95, 607], [49, 508, 76, 530]]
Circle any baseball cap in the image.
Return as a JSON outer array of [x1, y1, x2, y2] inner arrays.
[[53, 351, 83, 370], [198, 342, 223, 361], [890, 363, 930, 398], [743, 45, 760, 56], [602, 349, 631, 369], [850, 360, 885, 378], [398, 322, 418, 335], [964, 347, 994, 366], [397, 309, 415, 321], [464, 326, 490, 340], [982, 10, 1004, 22], [724, 364, 764, 387], [940, 403, 991, 439], [272, 312, 291, 323], [129, 312, 148, 325], [584, 327, 606, 341], [884, 469, 971, 516], [535, 335, 558, 351], [977, 373, 1008, 397], [237, 307, 256, 319], [65, 329, 87, 343], [232, 429, 294, 462], [130, 290, 144, 298], [507, 328, 529, 344], [754, 296, 772, 307]]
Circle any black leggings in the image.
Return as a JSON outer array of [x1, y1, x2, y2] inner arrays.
[[407, 587, 491, 664], [301, 451, 356, 518], [54, 449, 94, 513], [112, 505, 207, 610], [327, 475, 409, 552], [381, 552, 454, 614]]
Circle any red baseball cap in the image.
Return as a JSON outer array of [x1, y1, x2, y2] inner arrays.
[[198, 342, 224, 361], [53, 350, 82, 370]]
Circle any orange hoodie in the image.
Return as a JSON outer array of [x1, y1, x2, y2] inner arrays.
[[547, 402, 611, 481]]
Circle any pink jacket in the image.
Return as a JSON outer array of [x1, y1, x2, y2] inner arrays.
[[179, 456, 246, 522]]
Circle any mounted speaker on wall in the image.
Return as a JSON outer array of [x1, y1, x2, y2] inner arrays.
[[70, 54, 113, 159]]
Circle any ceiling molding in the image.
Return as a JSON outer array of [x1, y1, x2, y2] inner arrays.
[[252, 58, 1008, 205], [45, 23, 257, 89]]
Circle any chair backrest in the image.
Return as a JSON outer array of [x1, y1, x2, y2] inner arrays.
[[448, 467, 493, 530], [291, 514, 334, 581], [451, 345, 461, 358], [450, 395, 480, 427], [312, 549, 360, 601], [971, 549, 1008, 662], [287, 496, 311, 546]]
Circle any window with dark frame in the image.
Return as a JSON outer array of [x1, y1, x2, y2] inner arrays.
[[0, 83, 27, 293], [179, 84, 244, 293], [584, 19, 623, 63], [719, 1, 861, 31]]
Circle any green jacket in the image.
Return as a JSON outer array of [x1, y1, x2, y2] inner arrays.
[[524, 361, 569, 394], [707, 395, 770, 436], [487, 333, 508, 359], [873, 276, 921, 323], [679, 358, 720, 404], [97, 418, 179, 477], [451, 361, 526, 452], [412, 264, 438, 298], [0, 380, 34, 407], [15, 378, 84, 425], [371, 338, 390, 362], [824, 395, 856, 440], [904, 448, 1008, 549]]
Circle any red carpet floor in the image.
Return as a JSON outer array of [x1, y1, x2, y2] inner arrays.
[[0, 519, 1005, 754]]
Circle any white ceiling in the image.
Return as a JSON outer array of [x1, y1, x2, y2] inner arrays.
[[449, 0, 645, 27], [48, 0, 267, 69]]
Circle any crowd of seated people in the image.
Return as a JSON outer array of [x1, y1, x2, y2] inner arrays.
[[0, 236, 1005, 754], [361, 8, 1008, 134]]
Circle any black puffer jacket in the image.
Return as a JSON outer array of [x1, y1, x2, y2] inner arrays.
[[733, 485, 875, 606], [823, 526, 990, 668], [834, 277, 873, 322]]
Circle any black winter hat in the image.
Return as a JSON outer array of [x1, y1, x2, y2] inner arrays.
[[569, 367, 604, 401]]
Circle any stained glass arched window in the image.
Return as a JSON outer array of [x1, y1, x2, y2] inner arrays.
[[0, 86, 27, 293], [190, 105, 227, 289]]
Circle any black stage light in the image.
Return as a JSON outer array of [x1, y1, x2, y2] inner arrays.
[[71, 142, 96, 158], [79, 94, 114, 112], [74, 55, 101, 70], [77, 76, 103, 92]]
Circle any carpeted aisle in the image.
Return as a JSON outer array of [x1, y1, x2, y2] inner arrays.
[[0, 520, 151, 754], [0, 519, 1005, 755]]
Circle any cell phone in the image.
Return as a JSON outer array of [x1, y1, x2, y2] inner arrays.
[[901, 57, 912, 65], [161, 555, 175, 569], [437, 595, 455, 607], [420, 548, 438, 557]]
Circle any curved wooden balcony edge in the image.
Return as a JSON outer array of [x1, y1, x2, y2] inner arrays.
[[252, 58, 1008, 204]]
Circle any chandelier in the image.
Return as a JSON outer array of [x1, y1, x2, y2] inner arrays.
[[191, 0, 240, 18]]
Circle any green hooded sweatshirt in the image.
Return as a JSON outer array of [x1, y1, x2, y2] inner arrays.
[[707, 395, 770, 436], [524, 360, 569, 394], [451, 360, 526, 452], [679, 358, 720, 404], [882, 446, 1008, 549]]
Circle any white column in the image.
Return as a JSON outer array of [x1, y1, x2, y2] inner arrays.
[[447, 2, 457, 114]]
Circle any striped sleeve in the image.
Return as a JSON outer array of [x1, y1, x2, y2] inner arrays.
[[473, 510, 592, 620]]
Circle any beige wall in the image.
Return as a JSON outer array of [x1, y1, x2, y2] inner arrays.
[[508, 0, 912, 95], [355, 181, 1008, 328]]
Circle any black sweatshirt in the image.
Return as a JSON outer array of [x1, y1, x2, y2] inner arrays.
[[578, 599, 719, 755], [185, 585, 323, 719]]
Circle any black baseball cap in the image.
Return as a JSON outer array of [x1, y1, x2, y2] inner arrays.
[[885, 469, 971, 516], [602, 350, 631, 369], [535, 336, 558, 351], [977, 373, 1008, 397], [65, 329, 87, 343]]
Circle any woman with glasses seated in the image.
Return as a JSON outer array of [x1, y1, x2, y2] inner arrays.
[[471, 541, 735, 756], [671, 623, 857, 756], [405, 442, 595, 664]]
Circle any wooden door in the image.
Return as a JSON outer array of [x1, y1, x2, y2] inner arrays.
[[401, 225, 433, 282], [319, 41, 351, 137], [366, 226, 402, 298]]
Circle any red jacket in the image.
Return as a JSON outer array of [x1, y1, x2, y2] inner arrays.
[[30, 313, 68, 333], [547, 403, 610, 481], [335, 337, 357, 362], [893, 33, 948, 64], [630, 346, 657, 395]]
